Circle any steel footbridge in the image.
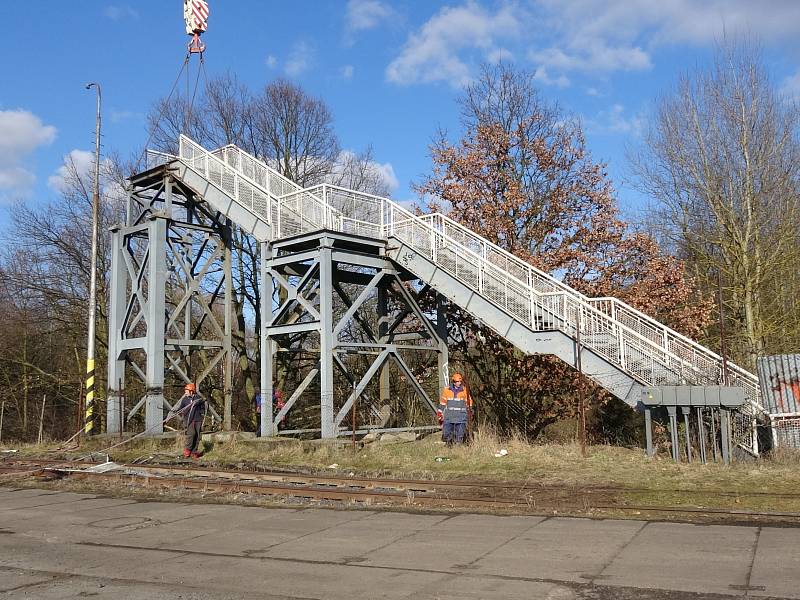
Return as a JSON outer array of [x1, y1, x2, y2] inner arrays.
[[106, 135, 763, 453]]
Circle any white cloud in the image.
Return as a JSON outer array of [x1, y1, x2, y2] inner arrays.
[[346, 0, 393, 33], [532, 66, 569, 88], [104, 5, 138, 20], [781, 71, 800, 100], [285, 41, 314, 77], [528, 0, 800, 78], [265, 55, 278, 69], [0, 167, 35, 191], [48, 149, 94, 193], [529, 43, 650, 74], [110, 109, 141, 123], [0, 109, 56, 195], [331, 150, 399, 195], [48, 149, 125, 203], [341, 65, 355, 80], [386, 2, 522, 87], [373, 160, 399, 193], [587, 104, 646, 137]]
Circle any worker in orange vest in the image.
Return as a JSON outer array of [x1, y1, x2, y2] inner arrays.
[[438, 372, 472, 445]]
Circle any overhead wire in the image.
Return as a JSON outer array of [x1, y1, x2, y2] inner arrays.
[[186, 52, 205, 134], [133, 53, 191, 174]]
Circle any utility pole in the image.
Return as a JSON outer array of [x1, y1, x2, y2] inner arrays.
[[84, 82, 102, 436]]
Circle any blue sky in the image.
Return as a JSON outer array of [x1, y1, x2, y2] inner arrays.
[[3, 0, 800, 224]]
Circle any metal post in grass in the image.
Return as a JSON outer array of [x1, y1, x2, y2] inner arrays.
[[352, 380, 357, 451], [0, 401, 4, 444], [118, 379, 124, 441], [667, 406, 680, 462], [710, 409, 719, 462], [720, 409, 731, 465], [697, 407, 707, 464], [37, 395, 47, 445], [682, 406, 692, 463]]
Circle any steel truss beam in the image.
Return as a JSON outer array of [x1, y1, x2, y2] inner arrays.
[[107, 166, 233, 434], [261, 231, 448, 438]]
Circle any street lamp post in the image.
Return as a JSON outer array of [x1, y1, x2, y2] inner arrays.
[[84, 82, 101, 435]]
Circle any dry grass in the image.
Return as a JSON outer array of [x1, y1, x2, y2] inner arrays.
[[4, 428, 800, 498]]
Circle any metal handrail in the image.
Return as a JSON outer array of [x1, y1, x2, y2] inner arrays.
[[384, 202, 684, 370], [210, 143, 302, 198], [145, 150, 176, 169], [178, 136, 274, 225], [422, 210, 757, 389]]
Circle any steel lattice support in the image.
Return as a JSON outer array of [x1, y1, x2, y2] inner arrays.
[[106, 165, 232, 434], [261, 230, 447, 438]]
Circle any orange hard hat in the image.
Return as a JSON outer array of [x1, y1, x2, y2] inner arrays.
[[184, 383, 197, 393]]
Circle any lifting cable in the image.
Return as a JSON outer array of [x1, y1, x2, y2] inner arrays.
[[133, 49, 209, 174], [185, 52, 206, 135], [133, 53, 191, 173]]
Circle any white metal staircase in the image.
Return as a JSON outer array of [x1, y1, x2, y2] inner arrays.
[[167, 135, 764, 449]]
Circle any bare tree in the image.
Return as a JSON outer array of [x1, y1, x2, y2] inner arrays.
[[0, 150, 130, 440], [199, 72, 252, 148], [247, 79, 340, 187], [630, 39, 800, 367], [146, 71, 250, 155], [328, 145, 393, 197]]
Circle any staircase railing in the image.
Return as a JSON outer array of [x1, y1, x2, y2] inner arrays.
[[179, 136, 274, 225], [417, 212, 759, 406], [209, 144, 302, 198]]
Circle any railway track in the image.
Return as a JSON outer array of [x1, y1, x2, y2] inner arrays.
[[2, 458, 800, 523]]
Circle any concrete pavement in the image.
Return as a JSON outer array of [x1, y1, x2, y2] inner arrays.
[[0, 486, 798, 599]]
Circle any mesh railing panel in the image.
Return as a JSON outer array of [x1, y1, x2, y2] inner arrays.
[[145, 150, 175, 169], [275, 188, 327, 238], [179, 137, 272, 225], [772, 416, 800, 448], [210, 144, 302, 200]]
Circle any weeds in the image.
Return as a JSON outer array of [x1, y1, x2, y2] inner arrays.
[[4, 427, 800, 499]]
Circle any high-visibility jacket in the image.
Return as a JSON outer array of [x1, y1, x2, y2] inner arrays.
[[439, 384, 472, 424]]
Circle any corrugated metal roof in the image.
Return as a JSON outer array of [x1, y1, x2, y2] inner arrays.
[[757, 354, 800, 415]]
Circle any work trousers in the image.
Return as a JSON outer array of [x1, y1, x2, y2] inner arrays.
[[185, 420, 202, 454], [442, 421, 466, 445]]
